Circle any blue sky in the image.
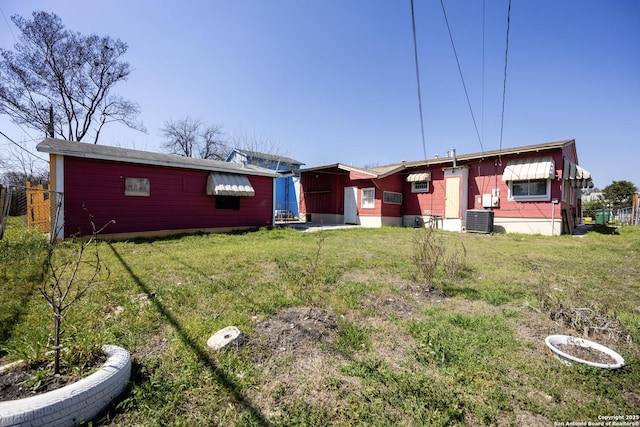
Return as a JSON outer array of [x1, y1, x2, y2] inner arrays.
[[1, 0, 638, 189]]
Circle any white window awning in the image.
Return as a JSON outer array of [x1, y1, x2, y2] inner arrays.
[[206, 173, 255, 197], [562, 159, 593, 188], [502, 157, 555, 181], [563, 159, 577, 180], [573, 165, 594, 188], [406, 171, 431, 182]]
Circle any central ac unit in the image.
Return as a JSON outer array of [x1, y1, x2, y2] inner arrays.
[[465, 209, 494, 233]]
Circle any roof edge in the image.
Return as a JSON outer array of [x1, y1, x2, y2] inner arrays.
[[36, 139, 277, 177]]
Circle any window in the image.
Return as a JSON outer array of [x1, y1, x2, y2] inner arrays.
[[508, 179, 550, 201], [383, 191, 402, 204], [411, 181, 429, 193], [361, 188, 375, 209], [124, 177, 150, 197], [216, 196, 241, 210]]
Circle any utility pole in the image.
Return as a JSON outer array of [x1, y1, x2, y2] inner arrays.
[[47, 105, 54, 138], [41, 105, 54, 138]]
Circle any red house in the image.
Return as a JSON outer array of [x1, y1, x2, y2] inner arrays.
[[37, 139, 277, 240], [299, 139, 593, 235]]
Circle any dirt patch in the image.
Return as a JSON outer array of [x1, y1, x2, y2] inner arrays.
[[0, 355, 105, 401], [246, 307, 355, 417], [555, 343, 617, 365], [133, 328, 171, 359], [251, 307, 338, 356]]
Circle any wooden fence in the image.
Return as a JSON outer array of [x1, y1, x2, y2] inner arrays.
[[26, 181, 52, 233]]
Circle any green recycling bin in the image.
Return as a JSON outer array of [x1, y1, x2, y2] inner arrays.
[[595, 210, 611, 225]]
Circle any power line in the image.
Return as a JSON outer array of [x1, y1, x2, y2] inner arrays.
[[498, 0, 512, 161], [0, 130, 49, 163], [481, 0, 486, 144], [0, 7, 18, 44], [439, 0, 483, 153], [410, 0, 427, 160]]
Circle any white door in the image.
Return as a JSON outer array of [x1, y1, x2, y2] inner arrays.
[[344, 186, 358, 224]]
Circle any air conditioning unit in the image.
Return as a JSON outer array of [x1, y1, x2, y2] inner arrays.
[[465, 209, 494, 233]]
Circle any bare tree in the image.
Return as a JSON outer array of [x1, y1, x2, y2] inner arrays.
[[40, 217, 113, 374], [0, 11, 145, 143], [0, 145, 48, 187], [230, 130, 289, 160], [161, 117, 229, 160], [161, 117, 200, 158], [200, 124, 229, 160]]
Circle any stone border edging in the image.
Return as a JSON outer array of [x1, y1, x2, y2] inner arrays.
[[0, 345, 131, 427]]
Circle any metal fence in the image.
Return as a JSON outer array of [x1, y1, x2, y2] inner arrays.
[[616, 206, 639, 226], [0, 184, 64, 242]]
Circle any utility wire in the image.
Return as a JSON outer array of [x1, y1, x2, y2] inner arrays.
[[498, 0, 512, 161], [0, 130, 49, 163], [481, 0, 486, 145], [439, 0, 483, 152], [0, 7, 17, 44], [410, 0, 428, 160]]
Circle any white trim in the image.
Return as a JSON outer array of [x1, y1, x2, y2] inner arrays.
[[411, 181, 430, 193], [507, 179, 551, 202], [55, 155, 65, 241], [361, 187, 375, 209], [493, 217, 561, 236]]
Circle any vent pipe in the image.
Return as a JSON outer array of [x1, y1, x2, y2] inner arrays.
[[452, 149, 457, 167]]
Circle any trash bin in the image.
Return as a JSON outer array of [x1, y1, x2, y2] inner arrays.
[[595, 210, 611, 225]]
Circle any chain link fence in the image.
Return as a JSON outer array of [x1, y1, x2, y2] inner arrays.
[[0, 183, 63, 242]]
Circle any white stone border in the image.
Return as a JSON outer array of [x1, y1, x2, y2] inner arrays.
[[0, 345, 131, 427]]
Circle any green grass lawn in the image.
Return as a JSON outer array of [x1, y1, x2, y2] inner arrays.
[[1, 219, 639, 426]]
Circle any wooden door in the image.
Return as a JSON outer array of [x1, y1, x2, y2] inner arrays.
[[445, 177, 461, 219]]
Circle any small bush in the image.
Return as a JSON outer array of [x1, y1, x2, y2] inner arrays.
[[412, 227, 444, 288]]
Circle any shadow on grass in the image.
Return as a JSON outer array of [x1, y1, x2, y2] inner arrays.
[[105, 242, 271, 426], [125, 227, 265, 245], [589, 225, 619, 235], [0, 280, 40, 344]]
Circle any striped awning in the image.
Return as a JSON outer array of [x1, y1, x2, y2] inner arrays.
[[563, 159, 577, 180], [206, 173, 255, 196], [406, 171, 431, 182], [573, 165, 593, 188], [502, 157, 555, 181], [562, 159, 593, 188]]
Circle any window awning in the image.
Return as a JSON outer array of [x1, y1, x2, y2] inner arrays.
[[406, 171, 431, 182], [563, 159, 577, 180], [206, 173, 255, 196], [502, 157, 555, 181], [562, 159, 593, 188], [573, 165, 594, 188]]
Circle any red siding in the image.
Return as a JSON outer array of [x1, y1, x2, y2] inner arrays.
[[404, 149, 568, 220], [300, 168, 349, 215], [360, 175, 404, 218], [301, 143, 581, 227], [63, 157, 273, 237], [300, 170, 404, 218], [403, 168, 447, 216]]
